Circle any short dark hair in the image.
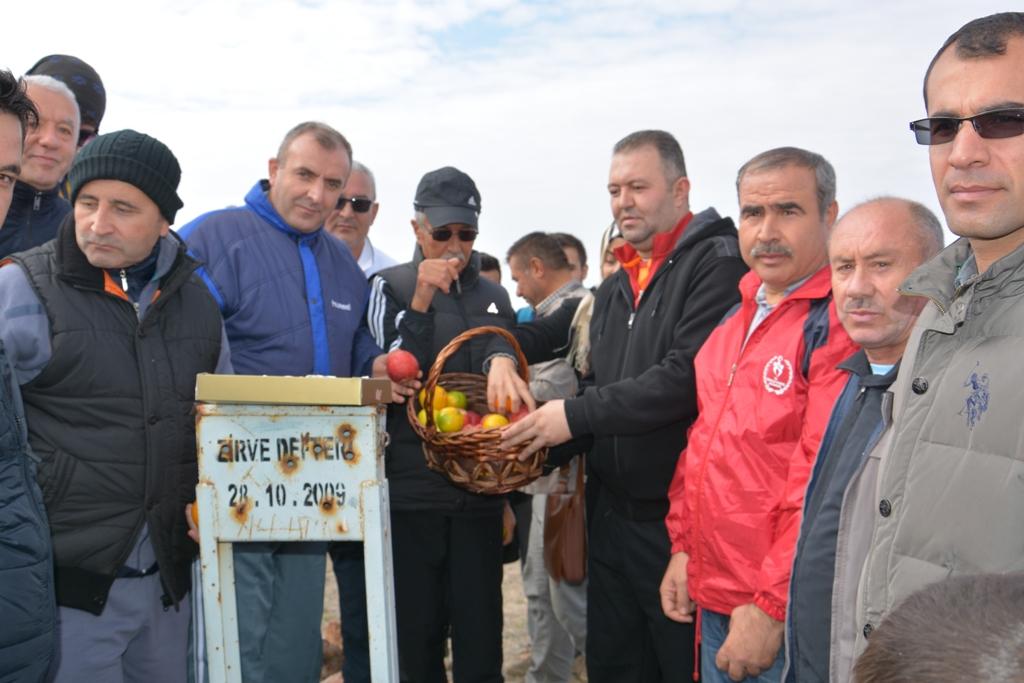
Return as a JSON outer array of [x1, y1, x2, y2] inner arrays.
[[854, 574, 1024, 683], [277, 121, 352, 164], [613, 130, 687, 181], [736, 147, 837, 219], [507, 232, 571, 272], [479, 252, 500, 274], [551, 232, 587, 269], [924, 13, 1024, 106], [0, 69, 38, 140]]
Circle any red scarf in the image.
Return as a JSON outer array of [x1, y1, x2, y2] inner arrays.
[[615, 212, 692, 307]]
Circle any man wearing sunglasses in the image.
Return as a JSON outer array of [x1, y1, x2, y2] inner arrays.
[[0, 75, 79, 259], [324, 160, 397, 277], [847, 10, 1024, 676], [366, 166, 516, 682]]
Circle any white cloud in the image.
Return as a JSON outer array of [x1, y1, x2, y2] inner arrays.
[[3, 0, 1012, 298]]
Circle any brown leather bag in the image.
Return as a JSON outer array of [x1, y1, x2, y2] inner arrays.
[[543, 456, 586, 585]]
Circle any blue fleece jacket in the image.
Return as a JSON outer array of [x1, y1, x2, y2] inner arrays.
[[179, 181, 381, 377]]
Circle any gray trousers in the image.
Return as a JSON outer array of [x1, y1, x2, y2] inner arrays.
[[523, 493, 588, 683], [52, 573, 190, 683], [233, 541, 326, 683]]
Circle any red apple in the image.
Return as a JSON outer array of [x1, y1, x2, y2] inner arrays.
[[510, 406, 530, 423], [386, 350, 420, 383], [464, 410, 482, 426]]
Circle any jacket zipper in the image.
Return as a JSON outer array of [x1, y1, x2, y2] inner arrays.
[[121, 269, 141, 316]]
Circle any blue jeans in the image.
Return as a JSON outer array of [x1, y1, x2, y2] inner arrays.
[[701, 609, 785, 683]]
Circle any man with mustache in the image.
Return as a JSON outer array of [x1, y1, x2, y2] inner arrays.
[[661, 147, 856, 682], [850, 11, 1024, 678], [0, 75, 79, 258], [365, 166, 516, 681], [180, 122, 400, 683], [782, 198, 943, 683]]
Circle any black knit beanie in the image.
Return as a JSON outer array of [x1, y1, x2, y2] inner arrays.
[[69, 130, 184, 223]]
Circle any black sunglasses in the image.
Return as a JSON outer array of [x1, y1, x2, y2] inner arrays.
[[910, 108, 1024, 145], [431, 227, 478, 242], [336, 195, 374, 213]]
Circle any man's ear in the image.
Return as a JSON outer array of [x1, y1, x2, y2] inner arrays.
[[530, 256, 545, 279], [267, 157, 280, 186]]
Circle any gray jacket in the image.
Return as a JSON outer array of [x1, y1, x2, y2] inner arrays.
[[851, 237, 1024, 662]]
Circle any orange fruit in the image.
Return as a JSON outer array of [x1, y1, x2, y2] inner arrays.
[[436, 406, 465, 433], [418, 386, 448, 412], [481, 413, 510, 429]]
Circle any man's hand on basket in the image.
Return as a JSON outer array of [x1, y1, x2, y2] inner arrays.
[[486, 355, 536, 415], [411, 257, 463, 312], [371, 354, 421, 404], [500, 399, 570, 459]]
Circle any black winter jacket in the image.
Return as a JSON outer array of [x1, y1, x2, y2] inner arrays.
[[11, 219, 223, 614], [0, 181, 70, 259], [0, 343, 55, 681], [513, 208, 748, 520], [367, 249, 515, 513]]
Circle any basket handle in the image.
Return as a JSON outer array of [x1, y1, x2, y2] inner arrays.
[[410, 325, 530, 429]]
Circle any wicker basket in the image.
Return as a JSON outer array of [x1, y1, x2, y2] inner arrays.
[[406, 325, 546, 495]]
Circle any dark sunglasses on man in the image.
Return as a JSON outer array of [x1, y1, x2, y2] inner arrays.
[[910, 108, 1024, 145], [430, 226, 478, 242], [336, 195, 374, 213]]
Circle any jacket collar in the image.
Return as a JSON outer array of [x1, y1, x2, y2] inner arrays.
[[53, 212, 192, 295], [12, 179, 62, 206], [739, 262, 832, 305], [899, 236, 1024, 311], [837, 349, 900, 388], [245, 179, 325, 243]]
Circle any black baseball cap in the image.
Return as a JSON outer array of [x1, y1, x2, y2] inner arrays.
[[413, 166, 481, 228]]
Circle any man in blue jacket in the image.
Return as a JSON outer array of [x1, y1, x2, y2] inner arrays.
[[181, 121, 394, 683]]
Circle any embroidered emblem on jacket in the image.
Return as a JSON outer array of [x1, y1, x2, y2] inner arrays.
[[960, 363, 989, 429], [763, 354, 793, 395]]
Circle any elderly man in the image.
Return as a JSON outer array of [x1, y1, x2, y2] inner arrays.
[[661, 147, 857, 683], [0, 67, 51, 683], [367, 166, 515, 681], [502, 130, 748, 682], [0, 129, 230, 682], [850, 10, 1024, 672], [0, 75, 79, 258], [181, 122, 399, 683], [324, 160, 397, 276], [782, 198, 943, 683]]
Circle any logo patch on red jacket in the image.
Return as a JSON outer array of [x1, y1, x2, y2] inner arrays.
[[762, 355, 793, 395]]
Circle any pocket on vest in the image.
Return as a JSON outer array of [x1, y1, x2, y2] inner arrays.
[[35, 445, 76, 507]]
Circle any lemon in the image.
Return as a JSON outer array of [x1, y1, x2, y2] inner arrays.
[[481, 413, 510, 429]]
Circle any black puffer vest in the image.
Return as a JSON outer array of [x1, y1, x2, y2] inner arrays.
[[11, 218, 223, 614], [378, 252, 515, 513]]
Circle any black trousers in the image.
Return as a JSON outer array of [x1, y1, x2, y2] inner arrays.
[[391, 510, 504, 683], [586, 487, 696, 683]]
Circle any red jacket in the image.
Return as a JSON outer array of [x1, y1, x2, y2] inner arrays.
[[665, 266, 856, 621]]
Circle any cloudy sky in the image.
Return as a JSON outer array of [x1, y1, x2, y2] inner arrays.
[[5, 1, 1013, 295]]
